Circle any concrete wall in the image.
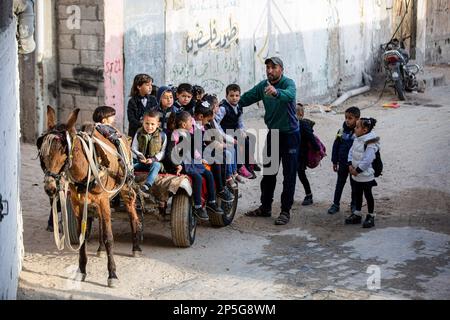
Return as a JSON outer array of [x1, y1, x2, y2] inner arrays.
[[123, 0, 396, 105], [36, 0, 59, 137], [123, 0, 166, 133], [57, 0, 105, 125], [0, 2, 24, 299], [104, 0, 125, 129], [425, 0, 450, 64]]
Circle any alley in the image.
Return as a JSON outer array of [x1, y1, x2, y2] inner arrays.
[[17, 79, 450, 300]]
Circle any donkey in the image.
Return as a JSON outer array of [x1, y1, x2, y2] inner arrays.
[[37, 106, 142, 288]]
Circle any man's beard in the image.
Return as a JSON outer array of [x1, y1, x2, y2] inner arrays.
[[267, 74, 281, 83]]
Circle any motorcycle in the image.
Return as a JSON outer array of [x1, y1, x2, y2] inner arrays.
[[381, 39, 421, 100]]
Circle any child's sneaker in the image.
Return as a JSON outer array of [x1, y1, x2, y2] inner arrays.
[[218, 188, 234, 203], [345, 213, 362, 224], [252, 164, 262, 172], [233, 174, 245, 184], [193, 207, 209, 220], [327, 203, 340, 214], [226, 177, 238, 189], [206, 201, 224, 215], [140, 183, 151, 193], [302, 194, 313, 206], [238, 166, 253, 178], [362, 214, 375, 228]]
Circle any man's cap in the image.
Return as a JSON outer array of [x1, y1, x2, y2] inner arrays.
[[265, 56, 284, 68]]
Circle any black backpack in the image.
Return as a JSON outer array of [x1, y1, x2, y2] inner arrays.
[[364, 143, 383, 177]]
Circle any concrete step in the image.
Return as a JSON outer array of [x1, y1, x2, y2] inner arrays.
[[415, 64, 447, 89]]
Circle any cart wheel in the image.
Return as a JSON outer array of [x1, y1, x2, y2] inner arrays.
[[171, 190, 196, 247]]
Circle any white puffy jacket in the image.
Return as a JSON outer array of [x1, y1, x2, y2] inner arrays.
[[348, 131, 380, 182]]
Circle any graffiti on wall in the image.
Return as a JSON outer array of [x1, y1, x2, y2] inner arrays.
[[168, 54, 239, 94], [188, 0, 237, 12], [105, 58, 122, 77], [61, 66, 102, 94], [185, 16, 239, 55]]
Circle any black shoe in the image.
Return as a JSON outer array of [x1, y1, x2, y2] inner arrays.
[[302, 194, 313, 206], [274, 212, 290, 225], [362, 215, 375, 228], [218, 188, 234, 203], [252, 164, 261, 172], [245, 206, 272, 217], [327, 204, 340, 214], [206, 201, 224, 215], [345, 213, 362, 225], [193, 207, 209, 220]]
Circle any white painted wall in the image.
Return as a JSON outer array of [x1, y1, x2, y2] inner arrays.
[[0, 18, 24, 300], [122, 0, 437, 103], [162, 0, 395, 102]]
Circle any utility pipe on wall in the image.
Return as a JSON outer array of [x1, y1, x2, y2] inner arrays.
[[13, 0, 36, 54]]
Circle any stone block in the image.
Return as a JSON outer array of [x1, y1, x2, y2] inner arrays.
[[74, 94, 99, 108], [59, 49, 80, 64], [80, 20, 104, 35], [80, 50, 103, 66], [74, 34, 99, 50], [58, 34, 74, 49]]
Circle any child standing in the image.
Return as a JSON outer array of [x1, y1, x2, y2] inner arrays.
[[296, 103, 321, 206], [165, 111, 224, 220], [173, 83, 195, 115], [127, 74, 158, 139], [156, 86, 175, 132], [346, 118, 380, 228], [131, 110, 167, 193], [328, 106, 360, 215]]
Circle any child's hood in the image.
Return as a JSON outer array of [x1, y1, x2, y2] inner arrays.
[[302, 118, 315, 128], [156, 86, 172, 103], [357, 131, 380, 148]]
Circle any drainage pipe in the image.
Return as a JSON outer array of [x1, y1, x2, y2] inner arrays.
[[331, 72, 372, 108]]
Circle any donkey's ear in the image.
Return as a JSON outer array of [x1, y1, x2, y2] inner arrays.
[[47, 105, 57, 130], [66, 108, 80, 134]]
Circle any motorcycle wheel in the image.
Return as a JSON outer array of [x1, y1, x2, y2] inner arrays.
[[394, 79, 406, 101]]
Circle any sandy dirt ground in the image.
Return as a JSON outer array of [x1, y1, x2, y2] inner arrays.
[[18, 74, 450, 300]]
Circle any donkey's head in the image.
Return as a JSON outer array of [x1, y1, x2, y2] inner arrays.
[[37, 106, 79, 197]]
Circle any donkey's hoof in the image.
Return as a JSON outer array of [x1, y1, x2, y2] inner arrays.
[[96, 251, 105, 258], [107, 277, 119, 288], [132, 250, 142, 258], [75, 270, 87, 282]]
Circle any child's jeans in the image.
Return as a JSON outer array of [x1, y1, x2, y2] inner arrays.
[[190, 170, 215, 208], [333, 164, 356, 207], [224, 148, 237, 178], [134, 160, 161, 187]]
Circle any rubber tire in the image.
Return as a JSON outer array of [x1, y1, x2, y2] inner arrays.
[[394, 79, 406, 101], [171, 190, 196, 247], [209, 186, 238, 227], [66, 198, 80, 245]]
